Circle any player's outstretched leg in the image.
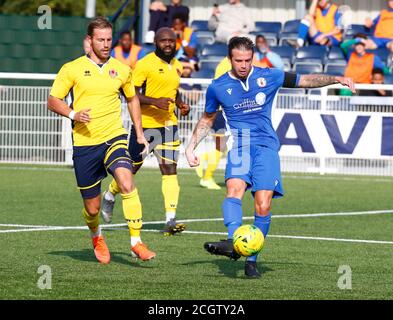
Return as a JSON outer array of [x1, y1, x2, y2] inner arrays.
[[204, 197, 243, 260], [82, 206, 110, 264], [101, 179, 120, 223]]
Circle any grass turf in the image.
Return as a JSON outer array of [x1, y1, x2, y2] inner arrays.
[[0, 164, 392, 300]]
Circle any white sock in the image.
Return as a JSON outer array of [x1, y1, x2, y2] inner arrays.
[[166, 212, 176, 223], [105, 191, 115, 202], [297, 38, 304, 47], [91, 226, 101, 238], [131, 236, 141, 247]]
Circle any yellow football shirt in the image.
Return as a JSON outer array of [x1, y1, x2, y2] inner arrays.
[[50, 55, 135, 146], [133, 52, 183, 128], [214, 57, 231, 79]]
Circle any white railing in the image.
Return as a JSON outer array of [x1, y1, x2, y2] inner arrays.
[[1, 72, 393, 176]]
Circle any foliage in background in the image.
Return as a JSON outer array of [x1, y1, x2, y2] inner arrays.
[[0, 0, 135, 17]]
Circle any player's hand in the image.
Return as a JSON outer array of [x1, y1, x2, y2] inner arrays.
[[185, 147, 200, 167], [154, 98, 174, 111], [336, 76, 356, 93], [74, 109, 91, 123], [137, 136, 149, 156], [177, 102, 190, 116]]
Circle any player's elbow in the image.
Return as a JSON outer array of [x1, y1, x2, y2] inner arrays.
[[47, 96, 55, 112]]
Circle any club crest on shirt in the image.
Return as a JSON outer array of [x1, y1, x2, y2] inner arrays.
[[255, 92, 266, 105], [257, 77, 267, 88], [109, 69, 118, 78]]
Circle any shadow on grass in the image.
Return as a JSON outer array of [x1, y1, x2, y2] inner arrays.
[[184, 258, 274, 279], [48, 249, 154, 268]]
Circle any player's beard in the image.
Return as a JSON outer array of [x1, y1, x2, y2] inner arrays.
[[91, 45, 110, 62], [155, 46, 176, 63]]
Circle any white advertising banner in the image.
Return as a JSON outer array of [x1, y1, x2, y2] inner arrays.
[[272, 110, 393, 158]]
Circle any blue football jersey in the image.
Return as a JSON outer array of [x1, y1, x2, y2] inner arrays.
[[205, 67, 297, 151]]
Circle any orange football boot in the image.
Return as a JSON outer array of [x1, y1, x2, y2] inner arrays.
[[131, 242, 156, 261], [92, 235, 111, 264]]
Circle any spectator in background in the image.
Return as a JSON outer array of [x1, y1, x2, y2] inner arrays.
[[208, 0, 255, 43], [295, 0, 342, 48], [145, 0, 190, 43], [179, 65, 203, 104], [341, 33, 389, 84], [172, 13, 199, 71], [340, 33, 389, 95], [364, 0, 393, 56], [359, 68, 393, 96], [253, 35, 284, 69], [111, 31, 146, 69]]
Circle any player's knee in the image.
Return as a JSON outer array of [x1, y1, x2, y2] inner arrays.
[[226, 186, 244, 199], [255, 202, 271, 216], [117, 180, 135, 194], [84, 197, 100, 215], [84, 205, 99, 217]]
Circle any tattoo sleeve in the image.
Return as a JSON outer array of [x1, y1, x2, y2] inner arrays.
[[188, 112, 216, 151], [298, 74, 339, 88]]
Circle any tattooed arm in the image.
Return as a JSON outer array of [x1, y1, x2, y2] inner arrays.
[[185, 111, 217, 167], [297, 74, 356, 92]]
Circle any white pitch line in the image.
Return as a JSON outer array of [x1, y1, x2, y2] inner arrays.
[[1, 224, 393, 246], [0, 223, 54, 228], [1, 209, 393, 231]]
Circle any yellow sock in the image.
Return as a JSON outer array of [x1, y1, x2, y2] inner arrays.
[[162, 175, 180, 214], [200, 151, 209, 163], [121, 189, 142, 238], [203, 150, 223, 180], [109, 179, 121, 195], [82, 208, 100, 235]]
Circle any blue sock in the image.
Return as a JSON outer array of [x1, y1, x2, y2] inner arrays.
[[246, 212, 272, 262], [297, 20, 310, 45], [222, 197, 242, 240]]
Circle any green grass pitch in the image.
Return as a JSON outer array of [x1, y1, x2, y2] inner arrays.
[[0, 164, 392, 300]]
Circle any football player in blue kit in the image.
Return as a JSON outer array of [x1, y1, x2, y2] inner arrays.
[[185, 36, 355, 278]]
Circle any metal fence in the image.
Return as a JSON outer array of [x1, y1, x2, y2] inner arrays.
[[1, 73, 393, 176]]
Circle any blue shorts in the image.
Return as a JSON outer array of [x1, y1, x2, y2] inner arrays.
[[212, 110, 226, 136], [370, 36, 393, 48], [310, 32, 341, 46], [225, 144, 284, 198], [128, 125, 180, 166], [73, 135, 132, 199]]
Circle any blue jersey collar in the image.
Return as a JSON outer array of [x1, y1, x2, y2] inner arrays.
[[228, 67, 254, 92]]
